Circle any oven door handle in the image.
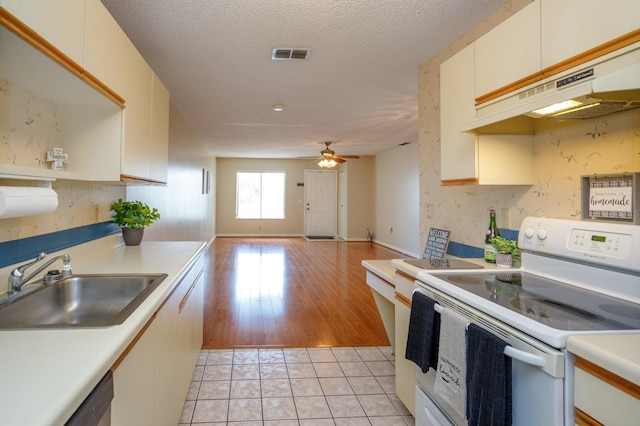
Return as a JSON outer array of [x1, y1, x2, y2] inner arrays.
[[503, 346, 545, 367], [433, 303, 546, 368]]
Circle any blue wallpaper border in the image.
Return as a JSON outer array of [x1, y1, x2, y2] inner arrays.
[[446, 228, 519, 259], [0, 222, 120, 268]]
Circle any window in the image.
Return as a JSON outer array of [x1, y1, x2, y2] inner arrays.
[[236, 171, 285, 219]]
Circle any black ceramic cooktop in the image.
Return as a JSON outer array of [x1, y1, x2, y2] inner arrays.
[[434, 271, 640, 331]]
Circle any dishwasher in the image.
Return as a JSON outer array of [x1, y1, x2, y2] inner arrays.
[[65, 371, 114, 426]]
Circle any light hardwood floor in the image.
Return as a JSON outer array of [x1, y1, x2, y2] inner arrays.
[[202, 238, 406, 349]]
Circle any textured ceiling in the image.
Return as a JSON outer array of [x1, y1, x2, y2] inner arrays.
[[101, 0, 508, 159]]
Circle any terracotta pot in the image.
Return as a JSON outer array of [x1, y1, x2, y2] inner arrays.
[[122, 227, 144, 246], [495, 253, 513, 268]]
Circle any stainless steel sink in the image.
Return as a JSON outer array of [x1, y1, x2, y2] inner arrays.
[[0, 274, 167, 329]]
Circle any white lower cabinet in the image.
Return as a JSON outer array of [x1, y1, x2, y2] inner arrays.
[[111, 257, 205, 425], [394, 271, 416, 416], [573, 357, 640, 426], [111, 319, 159, 425]]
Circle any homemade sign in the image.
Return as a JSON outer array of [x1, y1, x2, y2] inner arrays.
[[423, 228, 450, 259], [582, 173, 639, 224]]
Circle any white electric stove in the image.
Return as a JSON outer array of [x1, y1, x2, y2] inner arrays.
[[413, 217, 640, 426]]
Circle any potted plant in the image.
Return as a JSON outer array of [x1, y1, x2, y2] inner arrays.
[[110, 199, 161, 246], [489, 236, 521, 267]]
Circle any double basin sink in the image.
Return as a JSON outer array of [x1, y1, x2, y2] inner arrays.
[[0, 274, 167, 329]]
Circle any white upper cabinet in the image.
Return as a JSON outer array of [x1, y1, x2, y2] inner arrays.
[[475, 0, 541, 99], [150, 72, 170, 183], [440, 44, 534, 185], [119, 41, 154, 181], [86, 0, 168, 184], [0, 0, 169, 184], [541, 0, 640, 68], [441, 44, 478, 183], [0, 0, 86, 65], [84, 0, 130, 95]]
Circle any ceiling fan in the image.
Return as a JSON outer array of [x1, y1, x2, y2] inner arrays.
[[303, 142, 360, 168]]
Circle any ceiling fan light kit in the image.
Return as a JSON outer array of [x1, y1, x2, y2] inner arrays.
[[318, 158, 337, 168], [300, 142, 360, 168]]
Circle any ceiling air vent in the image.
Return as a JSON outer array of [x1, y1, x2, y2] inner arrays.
[[272, 48, 311, 61]]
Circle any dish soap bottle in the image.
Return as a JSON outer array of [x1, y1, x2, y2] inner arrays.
[[484, 209, 500, 263]]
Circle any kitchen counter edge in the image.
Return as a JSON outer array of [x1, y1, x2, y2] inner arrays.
[[567, 334, 640, 387]]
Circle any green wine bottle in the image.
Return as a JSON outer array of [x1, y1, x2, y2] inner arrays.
[[484, 209, 500, 263]]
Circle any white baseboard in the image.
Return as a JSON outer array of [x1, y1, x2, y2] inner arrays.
[[373, 240, 419, 258], [215, 234, 304, 238]]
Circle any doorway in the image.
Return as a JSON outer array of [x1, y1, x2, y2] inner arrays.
[[338, 170, 347, 240], [304, 170, 337, 238]]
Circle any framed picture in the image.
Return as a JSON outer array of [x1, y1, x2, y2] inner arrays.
[[581, 173, 639, 224], [202, 169, 211, 194], [423, 228, 450, 259]]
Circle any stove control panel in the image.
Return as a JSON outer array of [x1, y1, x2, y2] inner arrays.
[[519, 217, 640, 273], [567, 229, 632, 259]]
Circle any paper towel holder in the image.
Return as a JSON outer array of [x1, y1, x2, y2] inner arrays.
[[0, 185, 59, 219]]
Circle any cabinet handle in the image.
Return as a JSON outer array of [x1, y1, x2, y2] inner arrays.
[[179, 268, 204, 313]]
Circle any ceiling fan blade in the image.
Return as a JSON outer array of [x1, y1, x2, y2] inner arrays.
[[335, 155, 360, 159], [334, 157, 347, 163]]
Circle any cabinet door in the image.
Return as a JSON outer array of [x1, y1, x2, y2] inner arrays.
[[440, 44, 478, 182], [1, 0, 85, 65], [475, 0, 541, 98], [150, 72, 170, 183], [120, 42, 153, 180], [154, 261, 204, 425], [541, 0, 640, 68], [84, 0, 130, 95], [574, 363, 640, 425], [394, 276, 415, 416], [111, 319, 158, 426]]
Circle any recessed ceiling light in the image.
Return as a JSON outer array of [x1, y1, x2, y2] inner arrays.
[[273, 104, 284, 112]]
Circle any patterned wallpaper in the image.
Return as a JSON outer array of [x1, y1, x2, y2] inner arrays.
[[418, 0, 640, 250], [0, 78, 61, 169], [0, 77, 125, 242]]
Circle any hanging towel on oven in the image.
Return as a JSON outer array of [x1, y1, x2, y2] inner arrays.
[[405, 291, 440, 373], [466, 323, 512, 426], [434, 307, 468, 420]]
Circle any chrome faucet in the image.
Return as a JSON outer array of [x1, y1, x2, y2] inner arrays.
[[7, 252, 72, 295]]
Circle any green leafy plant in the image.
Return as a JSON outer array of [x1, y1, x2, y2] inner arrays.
[[110, 199, 160, 229], [489, 236, 521, 262]]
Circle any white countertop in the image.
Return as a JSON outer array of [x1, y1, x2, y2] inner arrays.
[[0, 235, 207, 426], [567, 334, 640, 387], [361, 259, 397, 283]]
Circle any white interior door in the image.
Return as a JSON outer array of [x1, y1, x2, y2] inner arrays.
[[338, 170, 347, 240], [304, 170, 337, 237]]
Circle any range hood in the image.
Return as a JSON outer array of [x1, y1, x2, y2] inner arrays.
[[463, 44, 640, 134]]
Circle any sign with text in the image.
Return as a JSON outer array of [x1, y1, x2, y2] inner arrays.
[[589, 177, 633, 220], [423, 228, 450, 259]]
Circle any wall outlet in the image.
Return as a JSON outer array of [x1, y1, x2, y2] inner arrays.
[[92, 204, 99, 223], [500, 208, 511, 229]]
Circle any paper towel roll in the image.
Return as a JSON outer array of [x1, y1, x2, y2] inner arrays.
[[0, 186, 58, 219]]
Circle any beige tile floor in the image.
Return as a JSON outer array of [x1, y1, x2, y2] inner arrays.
[[179, 346, 415, 425]]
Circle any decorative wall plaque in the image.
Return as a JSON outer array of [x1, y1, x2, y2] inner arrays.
[[423, 228, 450, 259], [581, 173, 639, 224]]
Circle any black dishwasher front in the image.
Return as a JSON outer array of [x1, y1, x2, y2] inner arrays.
[[65, 371, 114, 426]]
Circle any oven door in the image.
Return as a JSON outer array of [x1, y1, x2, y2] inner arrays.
[[416, 384, 454, 426], [414, 283, 566, 426]]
